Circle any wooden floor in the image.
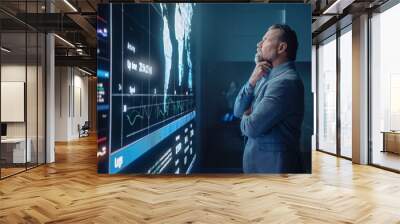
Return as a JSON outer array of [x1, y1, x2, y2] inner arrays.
[[372, 150, 400, 171], [1, 135, 400, 223], [1, 167, 26, 178]]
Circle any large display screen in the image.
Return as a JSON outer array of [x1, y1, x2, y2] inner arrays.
[[98, 3, 312, 174], [97, 3, 196, 174]]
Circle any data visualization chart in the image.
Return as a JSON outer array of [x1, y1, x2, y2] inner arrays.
[[118, 93, 195, 148], [97, 3, 197, 174]]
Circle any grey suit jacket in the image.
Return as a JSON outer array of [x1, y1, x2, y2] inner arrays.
[[234, 61, 304, 173]]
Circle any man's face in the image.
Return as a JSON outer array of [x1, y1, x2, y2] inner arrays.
[[256, 28, 283, 63]]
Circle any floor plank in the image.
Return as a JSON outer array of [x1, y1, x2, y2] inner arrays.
[[1, 135, 400, 223]]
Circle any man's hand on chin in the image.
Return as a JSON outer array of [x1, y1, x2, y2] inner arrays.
[[249, 60, 272, 87]]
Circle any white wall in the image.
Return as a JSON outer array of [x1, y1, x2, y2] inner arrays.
[[1, 65, 26, 138], [55, 66, 69, 141], [73, 73, 89, 138], [55, 66, 89, 141], [1, 65, 43, 137]]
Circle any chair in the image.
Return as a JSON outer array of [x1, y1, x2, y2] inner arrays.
[[78, 121, 90, 138]]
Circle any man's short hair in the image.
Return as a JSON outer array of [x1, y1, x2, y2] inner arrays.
[[269, 24, 298, 61]]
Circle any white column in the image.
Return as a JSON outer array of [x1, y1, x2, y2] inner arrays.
[[352, 14, 369, 164], [46, 33, 55, 163], [46, 1, 55, 163]]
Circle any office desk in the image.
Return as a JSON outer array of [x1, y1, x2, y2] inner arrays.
[[382, 131, 400, 154], [1, 138, 31, 163]]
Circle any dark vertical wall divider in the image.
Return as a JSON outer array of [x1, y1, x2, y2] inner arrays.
[[193, 4, 312, 173]]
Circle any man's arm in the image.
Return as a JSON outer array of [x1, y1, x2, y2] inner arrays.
[[240, 79, 292, 138], [233, 82, 255, 118]]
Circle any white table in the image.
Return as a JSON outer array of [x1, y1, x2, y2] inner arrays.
[[1, 138, 31, 163]]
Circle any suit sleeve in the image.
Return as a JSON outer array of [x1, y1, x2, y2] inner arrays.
[[233, 82, 255, 118], [240, 80, 292, 138]]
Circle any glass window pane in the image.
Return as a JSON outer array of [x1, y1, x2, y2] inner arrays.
[[371, 3, 400, 171], [26, 0, 40, 168], [340, 28, 352, 158], [318, 36, 337, 154], [27, 31, 38, 168], [1, 32, 27, 177], [0, 1, 46, 179], [312, 45, 317, 151]]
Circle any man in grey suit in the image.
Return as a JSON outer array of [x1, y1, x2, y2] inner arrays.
[[234, 24, 304, 173]]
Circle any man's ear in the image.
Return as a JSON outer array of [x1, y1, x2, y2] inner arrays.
[[278, 42, 287, 54]]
